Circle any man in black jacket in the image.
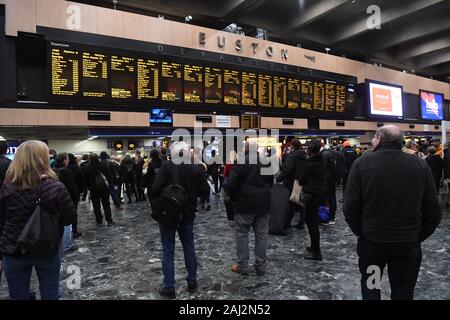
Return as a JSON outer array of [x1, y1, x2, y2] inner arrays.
[[0, 142, 11, 186], [223, 142, 274, 277], [152, 145, 209, 299], [343, 125, 442, 300], [100, 152, 121, 209], [320, 142, 339, 225], [276, 139, 307, 229]]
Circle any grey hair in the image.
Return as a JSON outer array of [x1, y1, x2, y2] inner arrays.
[[405, 139, 417, 149], [375, 125, 404, 144]]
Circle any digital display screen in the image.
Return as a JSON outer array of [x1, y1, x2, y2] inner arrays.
[[51, 48, 80, 97], [184, 64, 203, 103], [150, 108, 172, 123], [287, 78, 300, 109], [324, 81, 336, 112], [223, 69, 241, 105], [368, 82, 403, 118], [137, 58, 159, 100], [161, 61, 182, 102], [82, 51, 108, 98], [301, 79, 313, 110], [111, 55, 136, 99], [241, 113, 260, 129], [242, 72, 257, 106], [313, 81, 325, 111], [258, 74, 273, 107], [205, 67, 222, 104], [420, 91, 444, 121], [274, 76, 287, 108]]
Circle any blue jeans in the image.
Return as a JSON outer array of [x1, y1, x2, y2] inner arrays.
[[3, 250, 61, 300], [63, 225, 73, 252], [159, 221, 197, 289]]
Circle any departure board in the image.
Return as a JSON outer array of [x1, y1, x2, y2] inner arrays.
[[161, 61, 182, 102], [137, 59, 158, 100], [51, 48, 80, 96], [205, 67, 222, 104], [111, 55, 136, 99], [336, 83, 346, 113], [273, 76, 287, 108], [258, 75, 273, 107], [82, 52, 108, 98], [301, 80, 313, 110], [184, 64, 203, 103], [325, 81, 337, 112], [313, 81, 325, 111], [287, 78, 300, 109], [241, 113, 260, 129], [346, 83, 357, 112], [223, 69, 241, 105], [242, 72, 257, 106]]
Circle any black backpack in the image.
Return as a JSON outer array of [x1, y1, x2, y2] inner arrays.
[[17, 184, 60, 256], [94, 170, 109, 192], [152, 164, 189, 228]]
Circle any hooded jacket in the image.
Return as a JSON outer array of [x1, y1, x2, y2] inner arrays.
[[276, 149, 307, 192]]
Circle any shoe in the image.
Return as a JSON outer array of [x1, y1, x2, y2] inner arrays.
[[187, 282, 198, 293], [96, 221, 103, 226], [231, 264, 250, 276], [303, 251, 322, 261], [107, 221, 115, 227], [321, 219, 336, 226], [158, 287, 176, 299], [206, 205, 211, 211], [72, 232, 82, 239]]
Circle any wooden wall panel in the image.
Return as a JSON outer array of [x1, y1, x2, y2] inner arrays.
[[1, 0, 449, 98], [261, 117, 308, 129]]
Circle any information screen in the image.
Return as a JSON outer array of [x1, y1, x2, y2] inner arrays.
[[241, 113, 260, 129], [223, 69, 241, 105], [111, 55, 136, 99], [51, 48, 80, 97], [259, 74, 273, 107], [313, 81, 325, 111], [301, 79, 313, 110], [184, 64, 203, 103], [242, 72, 257, 106], [137, 58, 159, 100], [287, 78, 300, 109], [420, 90, 444, 121], [161, 61, 182, 102], [274, 76, 287, 108], [368, 82, 403, 117], [336, 83, 346, 113], [82, 52, 108, 98], [324, 80, 336, 112], [205, 67, 222, 104]]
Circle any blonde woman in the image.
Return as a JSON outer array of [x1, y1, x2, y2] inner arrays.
[[0, 140, 75, 300]]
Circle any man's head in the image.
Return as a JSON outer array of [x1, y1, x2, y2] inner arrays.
[[405, 140, 418, 151], [0, 141, 7, 155], [342, 141, 351, 148], [100, 151, 108, 160], [428, 146, 437, 155], [372, 125, 404, 150], [431, 138, 441, 147], [290, 139, 301, 151], [308, 139, 322, 156], [56, 153, 68, 167], [49, 149, 57, 158]]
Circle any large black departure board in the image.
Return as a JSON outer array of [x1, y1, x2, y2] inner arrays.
[[274, 76, 287, 108], [287, 78, 300, 109], [161, 61, 182, 102], [242, 72, 257, 107], [259, 74, 272, 107], [205, 67, 222, 104], [51, 48, 80, 97], [137, 58, 158, 101], [82, 52, 108, 98], [111, 55, 136, 99], [223, 69, 241, 105], [48, 41, 358, 117]]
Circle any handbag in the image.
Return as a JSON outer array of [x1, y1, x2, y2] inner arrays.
[[17, 183, 60, 256]]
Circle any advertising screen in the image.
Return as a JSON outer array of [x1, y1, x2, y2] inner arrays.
[[150, 109, 172, 123], [420, 90, 444, 121], [368, 81, 403, 118]]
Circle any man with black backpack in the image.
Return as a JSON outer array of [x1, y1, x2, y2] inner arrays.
[[84, 153, 114, 226], [151, 144, 209, 299]]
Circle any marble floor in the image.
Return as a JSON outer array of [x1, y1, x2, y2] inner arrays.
[[1, 186, 449, 300]]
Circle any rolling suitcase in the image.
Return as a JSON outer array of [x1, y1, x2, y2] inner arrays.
[[268, 183, 291, 235]]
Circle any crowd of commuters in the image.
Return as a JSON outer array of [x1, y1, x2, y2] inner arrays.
[[0, 126, 445, 300]]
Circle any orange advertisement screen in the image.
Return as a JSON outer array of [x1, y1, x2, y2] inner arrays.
[[369, 82, 403, 117]]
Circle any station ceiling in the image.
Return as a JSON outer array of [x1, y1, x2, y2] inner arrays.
[[77, 0, 450, 83]]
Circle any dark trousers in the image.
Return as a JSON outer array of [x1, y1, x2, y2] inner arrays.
[[72, 200, 79, 233], [357, 237, 422, 300], [3, 250, 61, 300], [136, 175, 146, 200], [288, 202, 305, 228], [124, 177, 138, 202], [211, 175, 219, 194], [305, 199, 321, 254], [325, 179, 337, 220], [159, 221, 197, 289], [91, 190, 112, 223], [342, 174, 349, 195]]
